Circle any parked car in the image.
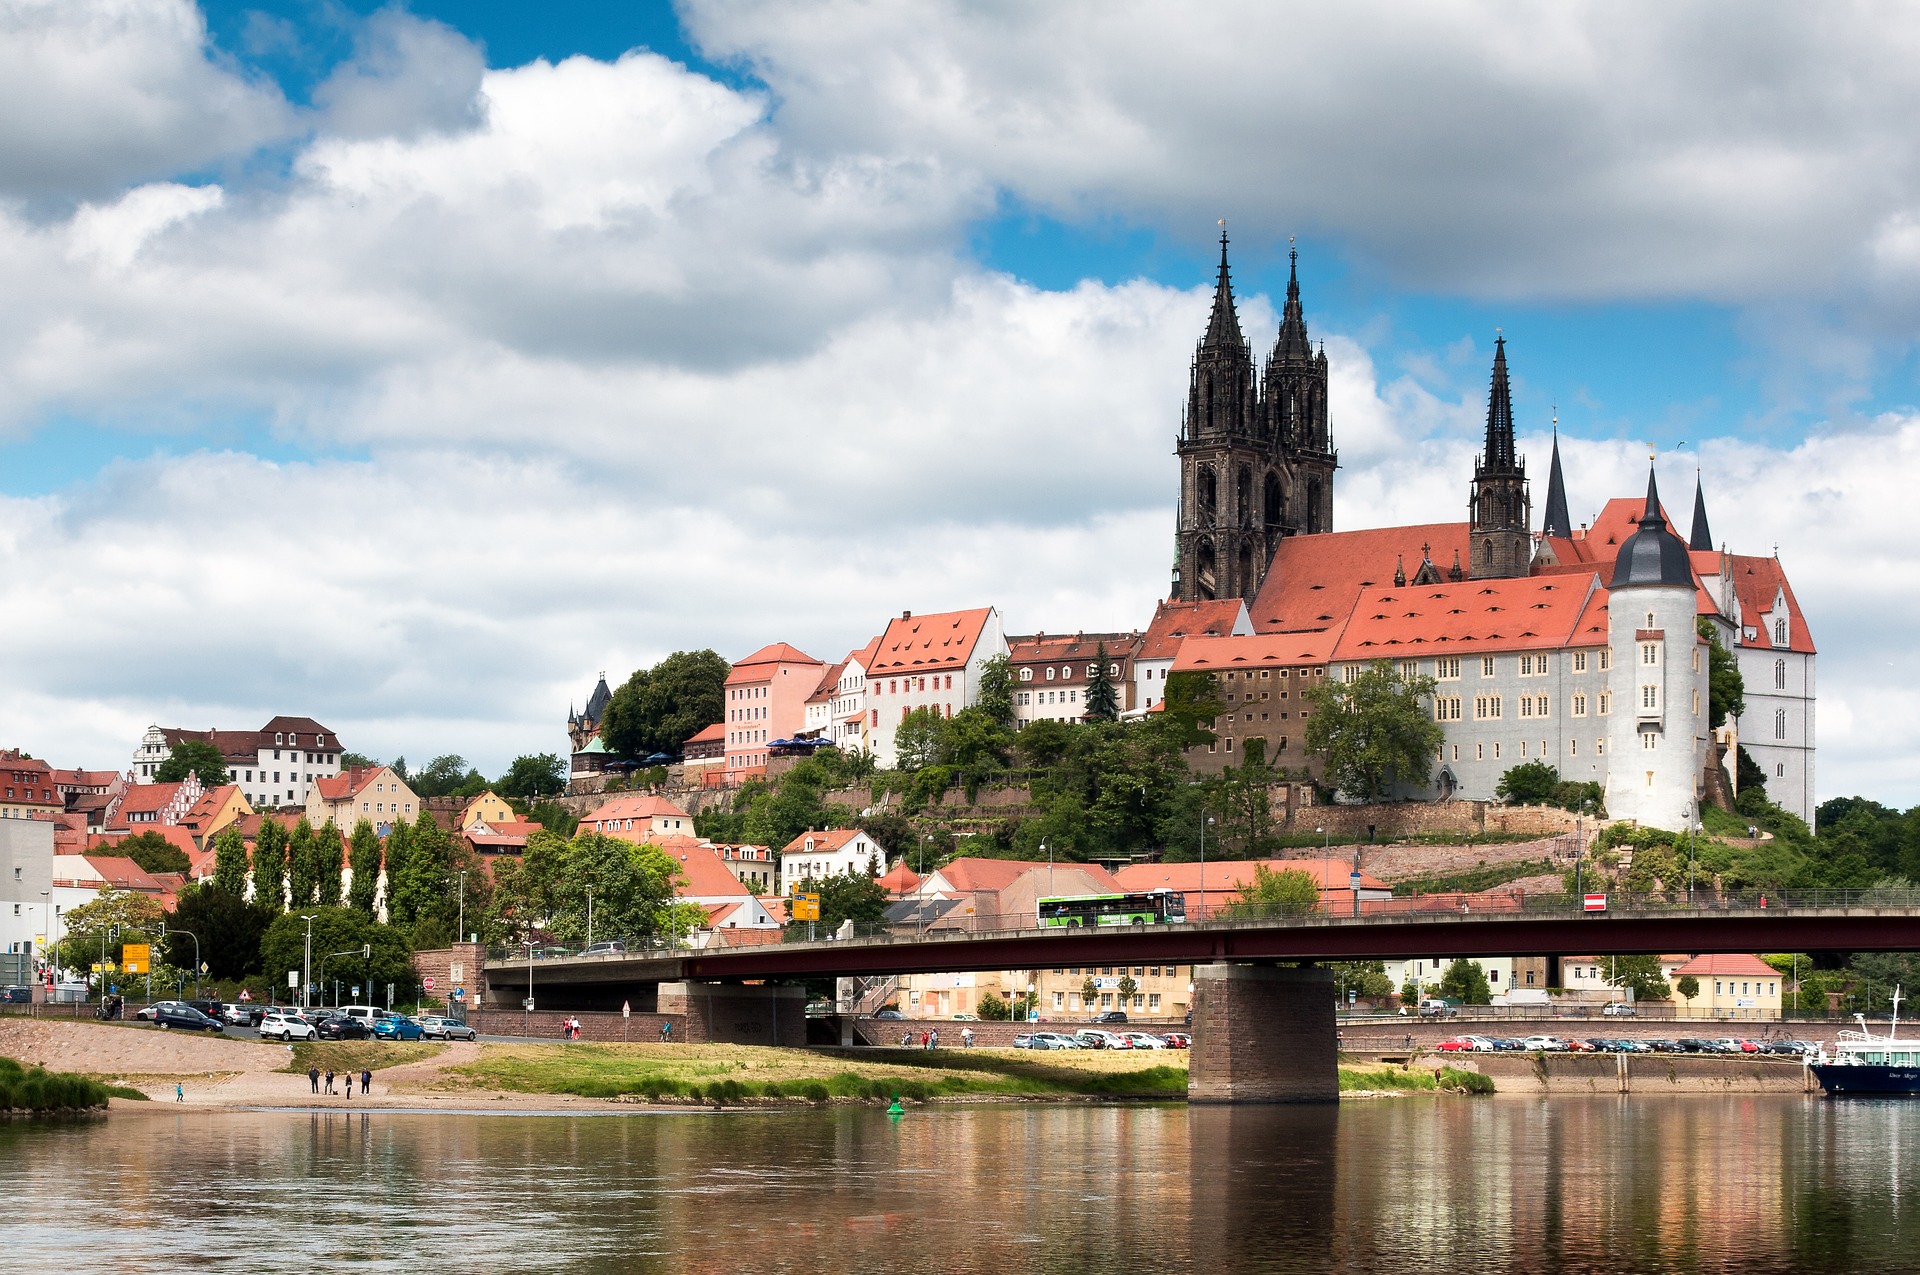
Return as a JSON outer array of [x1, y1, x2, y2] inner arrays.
[[874, 1008, 905, 1020], [1436, 1037, 1476, 1052], [1012, 1033, 1038, 1049], [1459, 1035, 1498, 1052], [317, 1015, 371, 1041], [372, 1015, 425, 1042], [1075, 1029, 1132, 1050], [950, 1013, 980, 1021], [1418, 999, 1459, 1019], [1094, 1010, 1129, 1024], [1601, 1002, 1638, 1017], [1033, 1032, 1083, 1049], [1159, 1032, 1191, 1049], [1520, 1035, 1565, 1052], [1488, 1037, 1527, 1051], [1119, 1032, 1167, 1049], [154, 1003, 224, 1033], [185, 999, 227, 1021], [581, 941, 627, 956], [134, 1002, 165, 1022], [258, 1011, 317, 1041], [1, 986, 31, 1005], [418, 1015, 478, 1042]]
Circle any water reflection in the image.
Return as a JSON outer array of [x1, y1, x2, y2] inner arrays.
[[3, 1097, 1919, 1273]]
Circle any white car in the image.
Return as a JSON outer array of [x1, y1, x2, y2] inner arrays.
[[1460, 1035, 1498, 1052], [1520, 1035, 1565, 1052], [418, 1016, 478, 1042], [258, 1011, 317, 1041], [1119, 1032, 1168, 1049]]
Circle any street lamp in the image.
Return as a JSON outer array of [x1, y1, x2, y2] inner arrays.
[[164, 925, 202, 1000], [525, 939, 536, 1038], [585, 886, 594, 951], [300, 914, 318, 1009], [457, 870, 468, 944]]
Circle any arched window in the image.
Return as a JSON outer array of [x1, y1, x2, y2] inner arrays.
[[1236, 466, 1252, 529], [1264, 472, 1285, 531], [1774, 618, 1788, 644], [1199, 469, 1218, 527], [1774, 708, 1787, 739], [1646, 612, 1655, 628], [1774, 659, 1786, 689]]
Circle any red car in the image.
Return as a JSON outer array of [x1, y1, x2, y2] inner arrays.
[[1160, 1032, 1191, 1049], [1436, 1037, 1474, 1051]]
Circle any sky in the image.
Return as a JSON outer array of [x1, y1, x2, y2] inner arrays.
[[0, 1, 1915, 805]]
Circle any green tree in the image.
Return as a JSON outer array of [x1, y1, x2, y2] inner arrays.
[[114, 830, 190, 875], [977, 991, 1011, 1021], [599, 649, 731, 759], [346, 820, 382, 914], [253, 817, 289, 911], [210, 825, 248, 896], [1115, 972, 1138, 1009], [790, 866, 889, 937], [943, 707, 1012, 799], [894, 706, 950, 772], [1304, 661, 1444, 801], [1496, 760, 1561, 805], [340, 751, 380, 770], [166, 883, 274, 979], [1676, 974, 1701, 1001], [1158, 670, 1224, 750], [1209, 736, 1278, 856], [1084, 643, 1119, 722], [411, 755, 483, 800], [1081, 975, 1099, 1009], [1605, 955, 1673, 1003], [388, 814, 453, 931], [498, 753, 567, 801], [1014, 718, 1073, 770], [1438, 958, 1493, 1005], [314, 820, 345, 907], [976, 653, 1016, 730], [1333, 960, 1395, 1003], [525, 800, 580, 839], [1699, 618, 1746, 728], [153, 738, 230, 786], [287, 817, 321, 908], [258, 907, 415, 1005], [1219, 864, 1322, 918], [51, 889, 167, 972]]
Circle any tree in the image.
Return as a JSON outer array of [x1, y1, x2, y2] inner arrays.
[[1333, 960, 1395, 1003], [599, 649, 731, 759], [114, 830, 189, 876], [791, 866, 888, 937], [1676, 974, 1701, 1001], [166, 883, 274, 979], [1014, 718, 1073, 770], [1219, 864, 1322, 918], [1084, 643, 1119, 722], [1081, 974, 1099, 1009], [1437, 958, 1493, 1005], [1115, 973, 1138, 1009], [1209, 736, 1278, 855], [977, 991, 1012, 1021], [314, 821, 345, 907], [258, 907, 416, 1005], [287, 818, 321, 908], [211, 825, 248, 896], [1158, 671, 1224, 750], [525, 800, 580, 839], [253, 818, 289, 911], [976, 654, 1016, 730], [411, 755, 483, 800], [1496, 760, 1561, 806], [154, 739, 229, 787], [1304, 661, 1444, 801], [387, 814, 453, 932], [1699, 618, 1746, 728], [340, 751, 380, 770], [52, 889, 166, 973], [894, 706, 949, 772], [346, 820, 382, 915], [498, 753, 567, 801], [1605, 955, 1673, 1003]]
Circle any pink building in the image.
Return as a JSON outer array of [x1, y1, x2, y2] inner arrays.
[[723, 643, 825, 780]]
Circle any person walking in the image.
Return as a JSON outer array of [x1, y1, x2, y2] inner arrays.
[[930, 1028, 939, 1050], [175, 1082, 184, 1103], [361, 1069, 372, 1098], [324, 1069, 335, 1095], [660, 1020, 672, 1043], [961, 1027, 974, 1048], [308, 1066, 320, 1094], [344, 1070, 353, 1100]]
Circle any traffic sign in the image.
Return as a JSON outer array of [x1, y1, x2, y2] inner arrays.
[[793, 892, 821, 922], [622, 1001, 631, 1019], [423, 976, 437, 992], [1584, 893, 1608, 913], [121, 944, 150, 975]]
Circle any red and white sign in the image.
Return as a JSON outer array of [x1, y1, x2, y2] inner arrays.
[[423, 976, 437, 992], [1584, 894, 1608, 913]]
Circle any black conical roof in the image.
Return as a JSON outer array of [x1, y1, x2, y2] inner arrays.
[[1688, 472, 1714, 552], [1610, 467, 1694, 589], [1542, 428, 1572, 539], [1201, 229, 1245, 351], [1482, 337, 1516, 470], [584, 674, 612, 719], [1270, 244, 1312, 362]]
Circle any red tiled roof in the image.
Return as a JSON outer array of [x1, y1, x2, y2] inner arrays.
[[805, 661, 848, 704], [1006, 632, 1141, 667], [931, 858, 1119, 894], [1250, 523, 1472, 634], [71, 854, 169, 893], [1138, 599, 1251, 661], [1727, 554, 1816, 653], [847, 635, 883, 672], [1114, 858, 1388, 893], [1672, 953, 1780, 978], [781, 828, 866, 855], [726, 643, 823, 684], [684, 722, 725, 744], [585, 794, 692, 824], [868, 608, 994, 676], [1331, 574, 1604, 658], [312, 767, 387, 802], [668, 843, 758, 897], [1172, 629, 1343, 672], [111, 781, 191, 816], [875, 861, 921, 895]]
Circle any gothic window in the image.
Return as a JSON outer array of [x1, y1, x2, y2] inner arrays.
[[1774, 618, 1788, 645], [1774, 659, 1786, 689], [1236, 466, 1252, 528], [1196, 539, 1217, 600], [1307, 477, 1324, 534], [1199, 469, 1218, 527], [1775, 708, 1787, 739], [1264, 472, 1284, 531], [1237, 540, 1253, 589]]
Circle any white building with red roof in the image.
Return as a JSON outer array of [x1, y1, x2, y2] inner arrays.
[[306, 765, 418, 834], [1006, 631, 1142, 726], [723, 642, 826, 780], [132, 716, 345, 812], [779, 827, 886, 895], [1131, 599, 1252, 714], [863, 607, 1007, 768], [582, 794, 695, 841]]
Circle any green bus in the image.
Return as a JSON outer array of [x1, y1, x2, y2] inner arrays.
[[1036, 889, 1187, 928]]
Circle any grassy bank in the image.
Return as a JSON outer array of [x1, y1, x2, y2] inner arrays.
[[452, 1043, 1188, 1104], [1, 1056, 112, 1112], [1339, 1064, 1495, 1095], [284, 1041, 446, 1075]]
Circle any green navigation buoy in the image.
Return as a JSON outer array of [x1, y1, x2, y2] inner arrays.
[[887, 1093, 905, 1116]]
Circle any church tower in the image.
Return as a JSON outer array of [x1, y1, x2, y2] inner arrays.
[[1173, 233, 1335, 603], [1467, 337, 1531, 578]]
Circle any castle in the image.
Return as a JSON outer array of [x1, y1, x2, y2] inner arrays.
[[1172, 237, 1816, 829]]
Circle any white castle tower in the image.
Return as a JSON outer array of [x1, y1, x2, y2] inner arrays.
[[1604, 466, 1709, 829]]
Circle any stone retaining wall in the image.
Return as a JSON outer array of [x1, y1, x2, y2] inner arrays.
[[468, 1007, 681, 1042], [1468, 1052, 1816, 1093]]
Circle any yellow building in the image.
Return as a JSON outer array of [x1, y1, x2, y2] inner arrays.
[[306, 765, 419, 829], [460, 790, 514, 830], [1670, 953, 1783, 1020]]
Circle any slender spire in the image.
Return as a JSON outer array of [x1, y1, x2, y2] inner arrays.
[[1541, 418, 1572, 539], [1202, 223, 1245, 351], [1271, 236, 1311, 361], [1688, 469, 1714, 552], [1483, 335, 1516, 470], [1641, 460, 1664, 526]]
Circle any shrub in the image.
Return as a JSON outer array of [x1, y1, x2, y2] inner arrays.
[[0, 1057, 111, 1111], [800, 1081, 831, 1104]]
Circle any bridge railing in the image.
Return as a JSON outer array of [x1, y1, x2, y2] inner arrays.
[[485, 886, 1920, 965]]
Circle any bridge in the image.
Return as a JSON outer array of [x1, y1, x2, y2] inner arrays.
[[478, 890, 1920, 1103]]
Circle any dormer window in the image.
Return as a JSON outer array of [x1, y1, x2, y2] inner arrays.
[[275, 733, 283, 745], [1774, 619, 1787, 645]]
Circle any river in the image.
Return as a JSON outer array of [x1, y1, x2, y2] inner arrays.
[[4, 1095, 1917, 1272]]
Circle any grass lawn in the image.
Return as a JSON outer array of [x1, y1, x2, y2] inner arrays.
[[1338, 1064, 1495, 1094], [450, 1042, 1189, 1103]]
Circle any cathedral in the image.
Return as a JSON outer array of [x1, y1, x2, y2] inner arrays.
[[1166, 236, 1817, 828]]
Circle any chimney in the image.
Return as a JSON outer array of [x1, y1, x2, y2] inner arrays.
[[902, 610, 911, 619]]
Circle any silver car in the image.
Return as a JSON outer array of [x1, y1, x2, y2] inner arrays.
[[418, 1015, 478, 1041]]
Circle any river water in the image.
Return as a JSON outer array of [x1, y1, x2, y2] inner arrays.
[[4, 1095, 1918, 1273]]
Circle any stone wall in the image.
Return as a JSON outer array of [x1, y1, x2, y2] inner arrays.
[[1189, 964, 1337, 1103], [468, 1006, 681, 1042], [1468, 1052, 1816, 1093], [658, 981, 808, 1047], [1282, 799, 1583, 839], [409, 942, 486, 1007]]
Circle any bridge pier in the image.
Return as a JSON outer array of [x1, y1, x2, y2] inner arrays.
[[1189, 964, 1338, 1104], [657, 981, 807, 1047]]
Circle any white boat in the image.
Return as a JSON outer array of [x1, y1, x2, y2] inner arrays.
[[1811, 987, 1920, 1096]]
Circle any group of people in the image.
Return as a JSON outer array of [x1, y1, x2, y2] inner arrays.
[[898, 1027, 976, 1049], [562, 1017, 583, 1040], [308, 1066, 373, 1098]]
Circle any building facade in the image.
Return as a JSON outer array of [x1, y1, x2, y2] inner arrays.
[[1008, 631, 1140, 727], [863, 608, 1008, 768], [724, 643, 826, 780], [132, 716, 344, 811]]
